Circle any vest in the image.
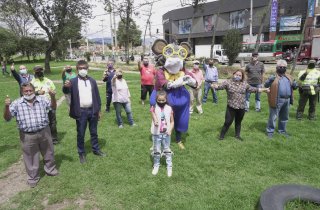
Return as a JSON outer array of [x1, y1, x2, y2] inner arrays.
[[267, 74, 293, 108]]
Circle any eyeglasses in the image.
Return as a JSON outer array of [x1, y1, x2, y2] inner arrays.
[[162, 45, 188, 60]]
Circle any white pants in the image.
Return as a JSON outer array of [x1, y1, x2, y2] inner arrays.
[[189, 88, 203, 113]]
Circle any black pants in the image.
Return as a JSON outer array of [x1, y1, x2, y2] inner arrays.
[[141, 85, 154, 100], [297, 91, 318, 118], [220, 106, 245, 138], [106, 91, 112, 111], [48, 110, 58, 141]]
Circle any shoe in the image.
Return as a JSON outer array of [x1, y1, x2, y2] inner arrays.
[[219, 136, 224, 140], [93, 150, 107, 157], [235, 136, 243, 141], [189, 111, 193, 114], [199, 111, 203, 114], [119, 125, 123, 128], [279, 132, 289, 138], [267, 133, 273, 139], [27, 181, 37, 188], [296, 117, 302, 120], [177, 142, 185, 150], [130, 123, 137, 127], [245, 109, 249, 112], [255, 109, 261, 112], [167, 167, 172, 177], [105, 109, 110, 113], [46, 170, 59, 176], [52, 139, 59, 145], [79, 154, 86, 164], [152, 166, 159, 175]]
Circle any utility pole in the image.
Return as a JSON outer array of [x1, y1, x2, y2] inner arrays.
[[68, 39, 73, 58], [249, 0, 253, 42], [109, 9, 115, 57], [100, 19, 105, 55]]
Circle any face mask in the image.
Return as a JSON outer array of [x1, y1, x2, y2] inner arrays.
[[276, 66, 286, 74], [157, 102, 166, 107], [194, 64, 199, 69], [233, 76, 241, 81], [66, 69, 72, 73], [117, 75, 123, 79], [252, 57, 258, 62], [107, 64, 113, 69], [78, 69, 88, 77], [20, 69, 27, 75], [35, 72, 44, 78], [23, 93, 35, 101], [143, 62, 149, 66], [209, 64, 213, 67], [164, 57, 183, 74], [308, 63, 315, 69]]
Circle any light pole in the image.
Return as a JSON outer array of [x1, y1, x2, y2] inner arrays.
[[249, 0, 253, 42], [100, 19, 105, 55], [68, 39, 73, 58]]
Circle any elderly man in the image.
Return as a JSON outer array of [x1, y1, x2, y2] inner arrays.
[[10, 63, 34, 96], [68, 60, 106, 164], [245, 52, 265, 112], [138, 57, 156, 105], [31, 65, 58, 144], [296, 60, 320, 120], [202, 59, 219, 104], [4, 82, 59, 188], [264, 60, 297, 139]]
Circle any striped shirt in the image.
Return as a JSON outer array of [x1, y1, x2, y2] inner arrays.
[[9, 96, 51, 132]]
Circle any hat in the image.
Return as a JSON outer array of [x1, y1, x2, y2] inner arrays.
[[252, 52, 259, 57], [116, 70, 123, 76], [309, 60, 316, 64], [33, 65, 43, 71], [193, 60, 200, 64]]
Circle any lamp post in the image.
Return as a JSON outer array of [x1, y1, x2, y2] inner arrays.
[[249, 0, 253, 42], [68, 39, 73, 58], [100, 19, 105, 55]]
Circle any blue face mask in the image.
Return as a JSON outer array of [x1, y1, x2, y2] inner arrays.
[[233, 76, 241, 81]]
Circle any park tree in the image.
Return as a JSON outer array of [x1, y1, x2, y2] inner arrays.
[[222, 29, 242, 66], [19, 36, 46, 62], [117, 18, 142, 49], [0, 27, 18, 62], [24, 0, 91, 73], [0, 0, 34, 37]]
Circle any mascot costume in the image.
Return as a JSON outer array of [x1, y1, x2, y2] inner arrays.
[[150, 39, 197, 149]]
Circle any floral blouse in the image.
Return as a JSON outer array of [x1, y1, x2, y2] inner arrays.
[[216, 79, 258, 109]]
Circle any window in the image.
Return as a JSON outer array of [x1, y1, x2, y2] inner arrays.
[[316, 16, 320, 28]]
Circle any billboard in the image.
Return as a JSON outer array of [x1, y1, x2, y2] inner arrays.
[[179, 19, 192, 34], [203, 15, 216, 32], [230, 10, 246, 29], [308, 0, 315, 17], [269, 0, 278, 32], [279, 15, 302, 31]]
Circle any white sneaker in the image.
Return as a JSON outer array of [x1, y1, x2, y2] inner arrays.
[[152, 166, 159, 175], [167, 167, 172, 177], [119, 125, 123, 128]]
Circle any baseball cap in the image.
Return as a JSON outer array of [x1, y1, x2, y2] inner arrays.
[[193, 60, 200, 64], [252, 52, 259, 57], [33, 65, 44, 71], [309, 60, 316, 64]]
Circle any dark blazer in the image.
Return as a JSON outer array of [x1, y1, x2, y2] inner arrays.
[[69, 76, 101, 119]]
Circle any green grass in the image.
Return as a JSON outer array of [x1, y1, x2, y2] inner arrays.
[[1, 63, 320, 209]]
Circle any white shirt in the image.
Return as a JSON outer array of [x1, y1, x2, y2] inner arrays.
[[112, 79, 131, 103], [78, 78, 93, 108]]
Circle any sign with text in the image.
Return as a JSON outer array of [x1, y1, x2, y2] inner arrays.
[[308, 0, 315, 17], [269, 0, 278, 32], [279, 15, 302, 31]]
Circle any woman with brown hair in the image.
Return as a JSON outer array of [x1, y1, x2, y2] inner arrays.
[[212, 69, 269, 140]]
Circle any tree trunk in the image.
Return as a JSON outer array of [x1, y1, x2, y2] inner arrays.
[[44, 48, 52, 73], [254, 0, 273, 52]]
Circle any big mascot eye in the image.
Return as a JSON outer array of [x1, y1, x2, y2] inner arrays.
[[162, 45, 188, 60]]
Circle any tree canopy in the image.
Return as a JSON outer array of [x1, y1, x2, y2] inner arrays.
[[117, 18, 142, 48], [222, 29, 242, 66], [0, 27, 18, 61]]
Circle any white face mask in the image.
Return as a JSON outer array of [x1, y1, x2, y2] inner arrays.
[[19, 69, 27, 74], [164, 57, 183, 74], [194, 64, 199, 69], [78, 69, 88, 77], [23, 93, 35, 101]]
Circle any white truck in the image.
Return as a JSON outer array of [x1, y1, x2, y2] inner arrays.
[[194, 44, 229, 64]]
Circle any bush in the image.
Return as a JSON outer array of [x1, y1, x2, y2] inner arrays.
[[222, 29, 242, 66]]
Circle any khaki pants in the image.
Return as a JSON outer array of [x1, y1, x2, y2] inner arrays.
[[189, 88, 203, 113], [19, 126, 58, 185]]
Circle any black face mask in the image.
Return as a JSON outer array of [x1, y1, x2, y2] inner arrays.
[[276, 66, 286, 74], [308, 63, 315, 69], [157, 102, 166, 107], [66, 69, 72, 73], [35, 72, 44, 78], [117, 75, 123, 79]]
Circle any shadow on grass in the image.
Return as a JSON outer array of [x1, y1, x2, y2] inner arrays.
[[54, 154, 74, 169], [0, 144, 18, 154], [57, 132, 67, 143]]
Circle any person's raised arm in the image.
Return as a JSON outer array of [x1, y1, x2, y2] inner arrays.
[[3, 95, 12, 121]]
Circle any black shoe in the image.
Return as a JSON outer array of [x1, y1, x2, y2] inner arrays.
[[93, 150, 106, 157], [52, 139, 59, 145], [235, 136, 243, 141], [218, 136, 224, 140], [79, 154, 86, 164]]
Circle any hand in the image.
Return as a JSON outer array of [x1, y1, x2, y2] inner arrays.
[[10, 63, 15, 71], [38, 89, 45, 95], [211, 84, 218, 89], [64, 80, 71, 87], [5, 95, 11, 106], [48, 89, 56, 97], [167, 130, 172, 136], [154, 120, 159, 127]]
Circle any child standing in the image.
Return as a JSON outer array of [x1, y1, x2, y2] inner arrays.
[[150, 91, 174, 177]]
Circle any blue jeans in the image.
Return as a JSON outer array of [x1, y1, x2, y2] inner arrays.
[[202, 81, 218, 103], [113, 102, 134, 126], [266, 98, 290, 134], [153, 134, 172, 168], [76, 108, 100, 154], [246, 84, 261, 109]]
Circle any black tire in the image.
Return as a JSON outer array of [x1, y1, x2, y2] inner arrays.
[[259, 184, 320, 210]]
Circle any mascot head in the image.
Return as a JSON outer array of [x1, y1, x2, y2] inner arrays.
[[152, 39, 192, 74]]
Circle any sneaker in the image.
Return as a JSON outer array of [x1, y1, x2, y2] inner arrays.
[[177, 142, 185, 150], [199, 111, 203, 114], [27, 181, 38, 188], [52, 139, 59, 145], [255, 108, 261, 112], [130, 123, 137, 127], [119, 125, 123, 128], [235, 136, 243, 141], [167, 167, 172, 177], [152, 166, 159, 175], [189, 111, 193, 114], [267, 133, 273, 139]]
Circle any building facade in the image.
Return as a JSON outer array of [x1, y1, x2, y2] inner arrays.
[[162, 0, 318, 56]]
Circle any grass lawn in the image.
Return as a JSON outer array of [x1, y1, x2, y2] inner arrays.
[[0, 61, 320, 209]]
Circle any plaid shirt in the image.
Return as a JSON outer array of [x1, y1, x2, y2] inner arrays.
[[9, 96, 51, 132], [217, 79, 258, 109]]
